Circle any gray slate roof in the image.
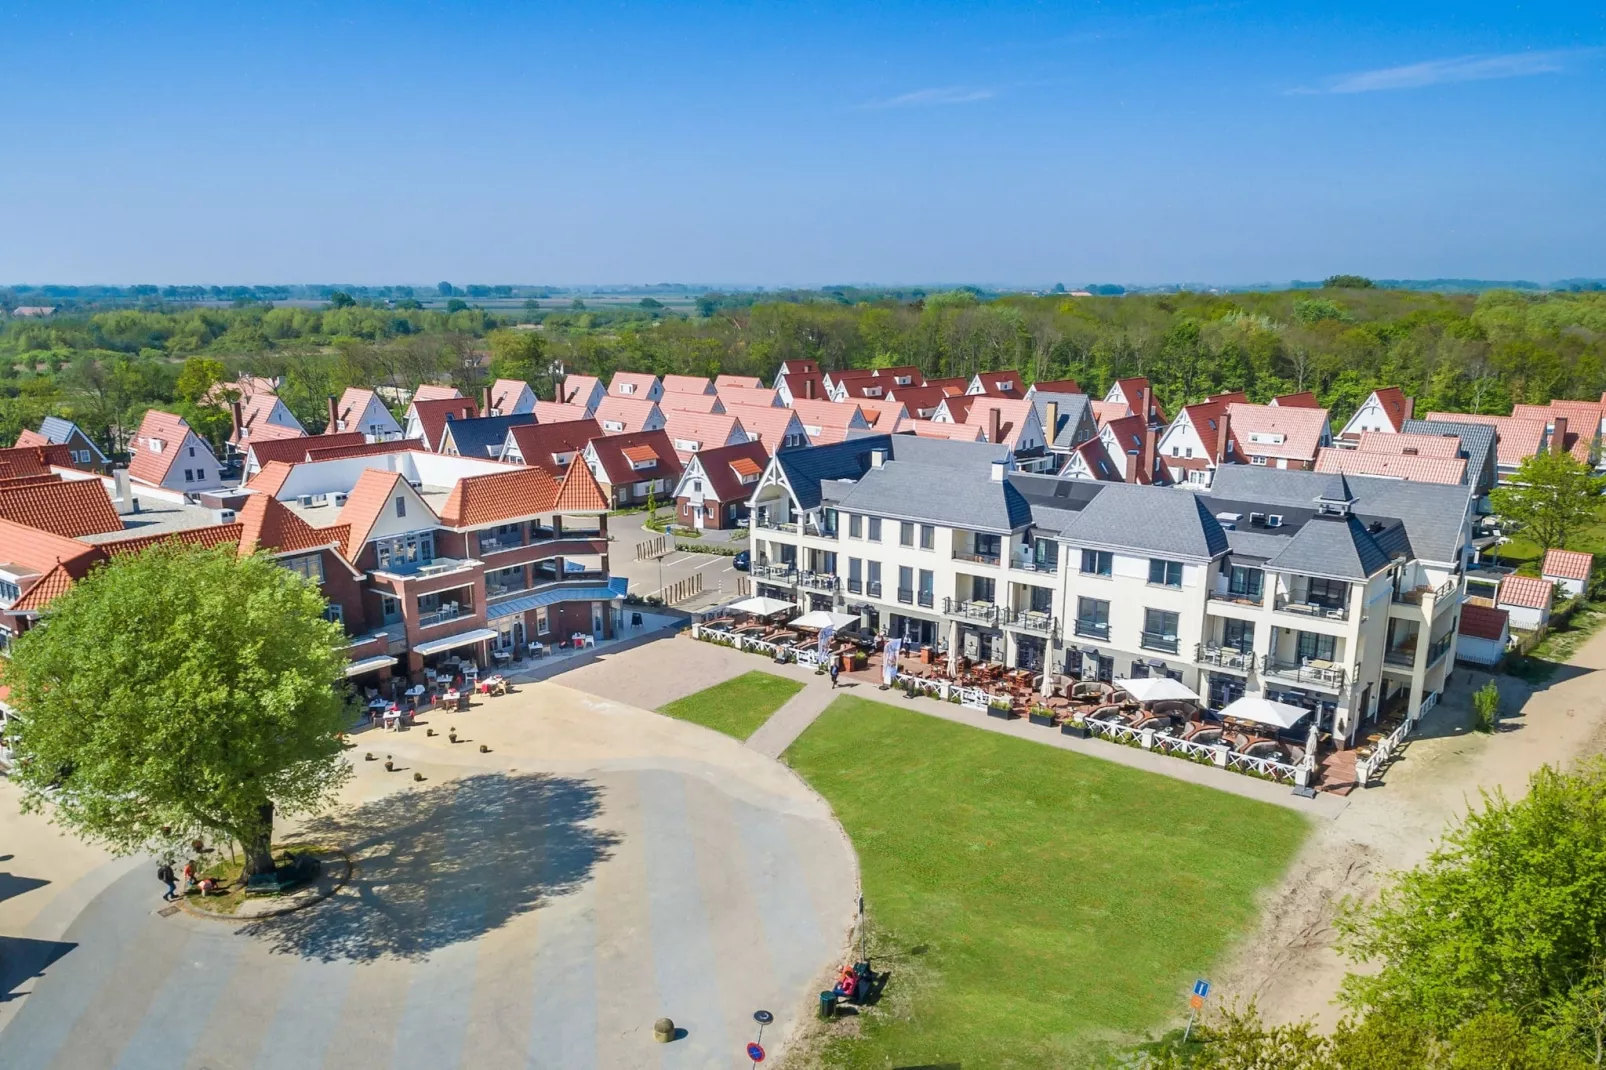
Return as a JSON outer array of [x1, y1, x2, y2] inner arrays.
[[1261, 513, 1394, 581], [775, 435, 892, 510], [1030, 391, 1095, 449], [1054, 482, 1231, 560], [1403, 418, 1498, 495], [829, 438, 1031, 532], [440, 413, 538, 458], [38, 416, 107, 459]]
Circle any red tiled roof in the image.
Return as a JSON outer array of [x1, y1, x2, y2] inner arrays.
[[0, 478, 123, 537], [662, 410, 746, 460], [229, 393, 305, 447], [778, 373, 824, 402], [1313, 448, 1465, 484], [1542, 548, 1593, 582], [335, 468, 422, 558], [722, 403, 805, 448], [236, 493, 341, 555], [0, 516, 103, 593], [246, 460, 294, 496], [1102, 415, 1154, 483], [126, 410, 195, 486], [1458, 603, 1509, 641], [971, 370, 1025, 397], [1108, 377, 1167, 425], [412, 384, 463, 402], [586, 430, 683, 488], [305, 438, 425, 462], [438, 466, 564, 527], [558, 374, 601, 406], [410, 397, 478, 450], [14, 428, 50, 448], [716, 385, 782, 408], [789, 398, 866, 445], [904, 419, 985, 441], [97, 523, 244, 559], [490, 378, 531, 414], [713, 374, 762, 390], [0, 443, 74, 480], [955, 397, 1034, 446], [775, 359, 820, 378], [1063, 435, 1123, 481], [925, 377, 970, 397], [1353, 431, 1461, 458], [247, 432, 366, 468], [554, 458, 609, 513], [1425, 413, 1548, 468], [0, 473, 63, 490], [851, 398, 908, 431], [534, 400, 594, 422], [661, 374, 714, 395], [1226, 402, 1330, 463], [1172, 392, 1247, 461], [593, 395, 661, 435], [883, 385, 948, 418], [660, 392, 726, 415], [505, 419, 601, 475], [1031, 378, 1083, 395], [1366, 387, 1414, 431], [334, 387, 380, 428], [1498, 574, 1555, 610], [11, 561, 85, 611], [621, 444, 658, 464], [678, 440, 770, 505], [608, 371, 660, 397], [1090, 399, 1129, 426], [728, 456, 762, 477], [1272, 391, 1320, 408]]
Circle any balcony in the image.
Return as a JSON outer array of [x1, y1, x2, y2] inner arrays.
[[1274, 595, 1349, 622], [1208, 588, 1264, 608], [866, 580, 883, 598], [1394, 574, 1460, 607], [1195, 643, 1254, 672], [1384, 646, 1417, 668], [751, 561, 796, 582], [797, 570, 839, 593], [485, 581, 530, 600], [952, 550, 1002, 567], [1261, 656, 1347, 690], [943, 598, 1000, 625], [752, 513, 794, 532], [1010, 553, 1059, 575], [477, 536, 525, 554], [377, 556, 475, 579], [1004, 608, 1058, 637], [417, 604, 469, 629], [1427, 631, 1455, 667], [1073, 618, 1110, 641], [1140, 631, 1180, 655]]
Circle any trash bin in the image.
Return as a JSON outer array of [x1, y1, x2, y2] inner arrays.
[[818, 991, 838, 1019]]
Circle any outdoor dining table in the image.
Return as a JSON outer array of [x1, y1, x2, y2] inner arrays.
[[382, 708, 404, 731]]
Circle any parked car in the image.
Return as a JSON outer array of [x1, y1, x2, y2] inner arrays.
[[733, 550, 750, 571]]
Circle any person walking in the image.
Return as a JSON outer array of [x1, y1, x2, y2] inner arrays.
[[181, 859, 196, 894], [829, 659, 840, 689], [157, 860, 178, 901]]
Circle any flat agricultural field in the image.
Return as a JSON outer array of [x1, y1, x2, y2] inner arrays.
[[783, 695, 1311, 1068], [655, 669, 803, 740]]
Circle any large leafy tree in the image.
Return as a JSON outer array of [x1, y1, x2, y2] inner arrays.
[[3, 543, 351, 875], [1490, 450, 1606, 554]]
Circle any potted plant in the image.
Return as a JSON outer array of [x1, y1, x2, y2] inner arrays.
[[1062, 714, 1091, 739], [1028, 706, 1055, 728], [986, 697, 1016, 720]]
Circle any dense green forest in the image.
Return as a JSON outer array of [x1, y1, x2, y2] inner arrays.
[[3, 285, 1604, 459]]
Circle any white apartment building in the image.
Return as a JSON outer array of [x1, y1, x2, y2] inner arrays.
[[746, 438, 1474, 748]]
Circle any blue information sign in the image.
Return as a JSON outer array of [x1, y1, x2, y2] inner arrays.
[[1193, 979, 1211, 999]]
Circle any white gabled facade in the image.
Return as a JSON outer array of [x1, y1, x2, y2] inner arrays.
[[336, 392, 404, 442], [1340, 390, 1404, 439]]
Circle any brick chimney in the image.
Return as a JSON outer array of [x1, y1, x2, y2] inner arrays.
[[326, 394, 339, 431], [1134, 385, 1146, 423], [230, 400, 244, 441], [1216, 409, 1232, 465], [1144, 424, 1158, 482], [482, 384, 494, 415], [1552, 415, 1569, 455], [804, 377, 816, 400], [989, 406, 1003, 445]]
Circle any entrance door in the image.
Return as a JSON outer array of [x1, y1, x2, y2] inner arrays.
[[693, 506, 705, 531], [591, 602, 604, 639], [1097, 655, 1114, 683]]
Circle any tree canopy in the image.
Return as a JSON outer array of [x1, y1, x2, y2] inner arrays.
[[1490, 451, 1606, 553], [1, 543, 352, 873]]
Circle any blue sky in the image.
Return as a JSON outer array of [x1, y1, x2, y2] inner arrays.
[[2, 1, 1601, 286]]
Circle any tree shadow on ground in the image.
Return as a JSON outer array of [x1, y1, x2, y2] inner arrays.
[[239, 772, 619, 963]]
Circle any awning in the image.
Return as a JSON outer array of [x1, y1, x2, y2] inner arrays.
[[345, 654, 398, 677], [1217, 694, 1311, 730], [792, 610, 860, 630], [1114, 677, 1200, 704], [486, 577, 629, 621], [727, 596, 796, 617], [413, 627, 499, 657]]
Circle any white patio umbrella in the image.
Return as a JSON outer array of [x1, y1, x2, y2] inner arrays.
[[726, 596, 797, 617], [792, 610, 860, 630], [1217, 694, 1310, 731], [1113, 676, 1201, 704]]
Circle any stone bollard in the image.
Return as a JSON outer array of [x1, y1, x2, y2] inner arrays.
[[653, 1018, 675, 1043]]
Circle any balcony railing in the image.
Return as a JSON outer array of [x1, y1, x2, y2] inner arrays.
[[1004, 608, 1058, 637], [1140, 631, 1180, 654], [918, 590, 934, 608], [417, 604, 469, 628], [477, 536, 525, 554], [1073, 618, 1110, 641], [485, 582, 530, 599], [866, 580, 883, 598], [952, 551, 1002, 566], [1274, 595, 1349, 621], [1209, 588, 1264, 607], [943, 598, 1000, 625], [751, 562, 796, 582], [1261, 656, 1347, 689], [1427, 631, 1455, 667], [1195, 643, 1254, 672], [846, 578, 863, 595], [1011, 554, 1059, 575], [752, 514, 794, 532], [897, 586, 914, 604], [1384, 646, 1417, 668], [797, 571, 839, 592]]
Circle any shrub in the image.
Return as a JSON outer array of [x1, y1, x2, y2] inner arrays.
[[1473, 681, 1500, 733]]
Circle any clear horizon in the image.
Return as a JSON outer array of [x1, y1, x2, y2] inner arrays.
[[3, 1, 1601, 284]]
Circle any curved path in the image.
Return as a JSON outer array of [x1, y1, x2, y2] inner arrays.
[[0, 680, 857, 1070]]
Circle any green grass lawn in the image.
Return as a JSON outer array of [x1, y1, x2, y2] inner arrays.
[[655, 670, 804, 740], [783, 696, 1312, 1068]]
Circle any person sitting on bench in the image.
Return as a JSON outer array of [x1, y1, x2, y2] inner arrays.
[[832, 966, 857, 1002]]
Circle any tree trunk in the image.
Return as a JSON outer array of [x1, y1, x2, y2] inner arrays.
[[243, 801, 276, 877]]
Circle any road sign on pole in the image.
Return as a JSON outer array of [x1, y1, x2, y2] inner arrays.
[[1193, 979, 1211, 999], [747, 1041, 766, 1062], [1184, 978, 1210, 1041]]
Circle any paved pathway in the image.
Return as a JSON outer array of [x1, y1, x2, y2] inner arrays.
[[0, 681, 857, 1070], [745, 683, 840, 759]]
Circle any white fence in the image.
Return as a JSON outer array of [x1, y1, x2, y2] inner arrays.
[[1085, 717, 1311, 785], [955, 685, 991, 710], [895, 672, 945, 697], [1356, 711, 1415, 785]]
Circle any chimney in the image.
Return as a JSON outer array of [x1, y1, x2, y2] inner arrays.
[[1045, 401, 1059, 444], [1135, 385, 1147, 424], [989, 406, 1003, 444], [1552, 415, 1569, 456], [804, 378, 816, 400], [990, 459, 1007, 483], [112, 468, 135, 515], [870, 448, 887, 469], [230, 400, 244, 440], [326, 394, 339, 431], [482, 384, 494, 415], [1216, 409, 1232, 465], [1144, 424, 1158, 482]]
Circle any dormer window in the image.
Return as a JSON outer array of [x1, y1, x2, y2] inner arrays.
[[603, 420, 624, 432], [620, 383, 636, 394]]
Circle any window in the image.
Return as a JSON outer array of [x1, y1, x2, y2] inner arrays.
[[188, 446, 196, 457], [1148, 559, 1183, 587], [918, 569, 934, 607], [1142, 609, 1180, 652], [1223, 618, 1254, 652], [848, 557, 862, 593], [183, 469, 193, 482], [1227, 565, 1264, 601], [822, 508, 838, 536], [395, 496, 406, 518], [0, 579, 20, 605], [1032, 538, 1058, 571], [1076, 597, 1109, 639], [867, 517, 882, 541], [379, 594, 401, 624], [900, 521, 915, 547], [867, 560, 882, 595], [898, 565, 914, 603], [284, 554, 324, 583], [323, 604, 344, 624], [919, 524, 935, 550], [1307, 578, 1349, 608], [194, 470, 207, 482], [1081, 549, 1112, 576], [849, 513, 862, 538], [692, 479, 703, 494], [536, 606, 550, 634], [1029, 585, 1053, 613], [1184, 447, 1193, 458], [971, 576, 996, 604], [374, 532, 435, 569], [1297, 631, 1336, 663]]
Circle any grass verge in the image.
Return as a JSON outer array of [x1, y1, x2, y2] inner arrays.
[[185, 841, 336, 915], [656, 670, 804, 740], [783, 695, 1311, 1069]]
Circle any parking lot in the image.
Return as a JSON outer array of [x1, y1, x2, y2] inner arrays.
[[609, 511, 748, 610]]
